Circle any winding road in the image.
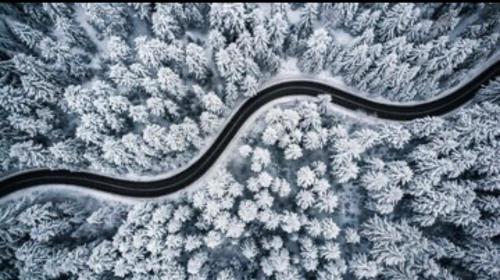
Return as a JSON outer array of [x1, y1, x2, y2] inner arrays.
[[1, 60, 499, 198]]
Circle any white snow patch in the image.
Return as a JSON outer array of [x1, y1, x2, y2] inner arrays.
[[287, 7, 302, 24], [276, 57, 301, 75], [186, 30, 208, 42], [331, 29, 355, 46]]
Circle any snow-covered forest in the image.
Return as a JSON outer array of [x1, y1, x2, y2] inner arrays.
[[1, 78, 499, 279], [0, 3, 499, 177], [0, 3, 500, 280]]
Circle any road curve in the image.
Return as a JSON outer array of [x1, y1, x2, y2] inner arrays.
[[1, 60, 499, 198]]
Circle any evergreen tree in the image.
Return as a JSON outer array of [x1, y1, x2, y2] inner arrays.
[[209, 4, 247, 41], [296, 3, 318, 40], [152, 4, 183, 42], [80, 3, 129, 38], [185, 42, 208, 81], [299, 28, 332, 74], [6, 20, 43, 50], [377, 4, 421, 41]]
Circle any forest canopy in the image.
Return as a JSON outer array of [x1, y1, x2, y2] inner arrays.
[[0, 3, 498, 177], [0, 3, 499, 280]]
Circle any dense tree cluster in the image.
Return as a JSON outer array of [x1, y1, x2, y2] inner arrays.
[[0, 3, 499, 279], [0, 97, 347, 279], [0, 3, 498, 177], [346, 83, 500, 279], [323, 3, 499, 101], [2, 78, 499, 278]]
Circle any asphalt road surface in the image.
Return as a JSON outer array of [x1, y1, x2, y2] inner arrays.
[[1, 60, 499, 198]]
